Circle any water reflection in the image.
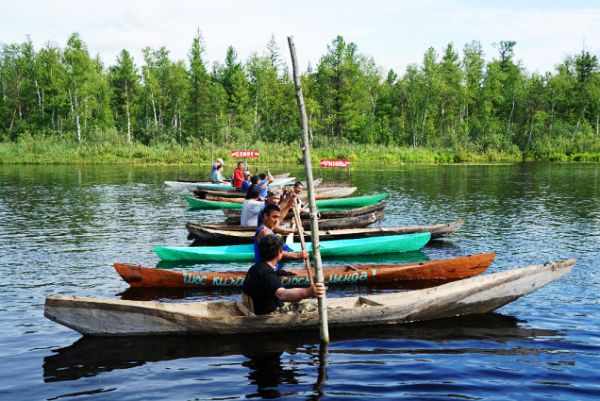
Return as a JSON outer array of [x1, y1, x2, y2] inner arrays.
[[43, 313, 558, 384]]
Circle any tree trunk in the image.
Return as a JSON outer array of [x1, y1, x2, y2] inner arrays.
[[508, 92, 515, 133], [549, 92, 555, 130], [573, 99, 589, 138], [69, 88, 81, 143], [34, 79, 42, 111]]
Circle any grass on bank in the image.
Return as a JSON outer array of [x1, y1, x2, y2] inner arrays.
[[1, 133, 600, 165]]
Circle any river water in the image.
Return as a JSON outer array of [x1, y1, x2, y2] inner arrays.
[[0, 163, 598, 400]]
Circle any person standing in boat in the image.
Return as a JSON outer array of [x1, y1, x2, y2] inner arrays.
[[243, 234, 325, 315], [240, 188, 264, 226], [255, 204, 307, 267]]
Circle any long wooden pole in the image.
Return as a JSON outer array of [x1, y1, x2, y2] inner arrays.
[[287, 36, 329, 343], [292, 201, 315, 286]]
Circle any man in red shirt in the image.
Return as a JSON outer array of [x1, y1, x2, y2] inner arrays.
[[233, 161, 245, 189]]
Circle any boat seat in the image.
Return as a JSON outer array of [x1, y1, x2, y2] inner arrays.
[[358, 296, 384, 307]]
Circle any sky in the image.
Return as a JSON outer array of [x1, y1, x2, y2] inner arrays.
[[1, 0, 599, 76]]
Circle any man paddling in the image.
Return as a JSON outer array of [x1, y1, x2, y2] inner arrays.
[[243, 234, 325, 315], [255, 204, 307, 266]]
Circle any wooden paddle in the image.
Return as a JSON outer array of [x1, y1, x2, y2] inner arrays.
[[292, 199, 315, 287]]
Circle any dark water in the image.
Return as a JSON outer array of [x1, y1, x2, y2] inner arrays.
[[0, 163, 599, 400]]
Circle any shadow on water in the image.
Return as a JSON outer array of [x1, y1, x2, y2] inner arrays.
[[43, 313, 559, 384]]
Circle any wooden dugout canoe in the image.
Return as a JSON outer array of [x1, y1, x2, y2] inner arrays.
[[186, 219, 464, 245], [44, 259, 574, 336], [223, 201, 387, 223], [190, 210, 385, 239], [194, 186, 358, 201], [114, 253, 495, 289], [187, 193, 387, 210], [155, 232, 431, 262], [166, 177, 297, 191]]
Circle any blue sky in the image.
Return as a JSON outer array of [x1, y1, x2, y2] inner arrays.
[[1, 0, 599, 75]]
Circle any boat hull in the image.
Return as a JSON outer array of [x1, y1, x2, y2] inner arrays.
[[44, 259, 574, 336], [187, 193, 387, 210], [114, 253, 495, 288], [155, 232, 431, 262], [223, 201, 387, 223], [186, 219, 464, 245]]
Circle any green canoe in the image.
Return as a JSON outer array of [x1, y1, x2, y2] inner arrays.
[[155, 232, 430, 262], [185, 193, 388, 210]]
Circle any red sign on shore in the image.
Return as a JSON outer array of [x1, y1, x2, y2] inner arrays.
[[231, 150, 260, 158], [319, 159, 350, 168]]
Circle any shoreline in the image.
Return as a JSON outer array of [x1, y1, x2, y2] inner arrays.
[[1, 138, 599, 165]]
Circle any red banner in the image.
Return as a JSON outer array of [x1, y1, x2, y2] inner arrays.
[[320, 159, 350, 168], [231, 150, 260, 158]]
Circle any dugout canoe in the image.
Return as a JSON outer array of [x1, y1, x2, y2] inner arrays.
[[193, 186, 358, 201], [155, 232, 431, 262], [166, 177, 297, 190], [192, 210, 385, 238], [44, 259, 574, 336], [165, 173, 290, 190], [186, 219, 464, 245], [223, 201, 387, 223], [186, 192, 386, 210], [114, 253, 495, 289]]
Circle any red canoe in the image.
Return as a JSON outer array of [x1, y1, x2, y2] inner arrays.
[[114, 253, 495, 289]]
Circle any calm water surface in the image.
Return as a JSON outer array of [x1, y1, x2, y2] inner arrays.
[[0, 163, 599, 400]]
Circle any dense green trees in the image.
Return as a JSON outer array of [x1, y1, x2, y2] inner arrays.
[[1, 33, 599, 158]]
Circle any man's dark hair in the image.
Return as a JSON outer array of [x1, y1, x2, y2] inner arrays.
[[258, 234, 283, 261], [237, 161, 243, 167], [263, 203, 281, 216], [294, 181, 303, 188], [250, 175, 259, 184], [246, 187, 260, 200], [259, 173, 266, 180]]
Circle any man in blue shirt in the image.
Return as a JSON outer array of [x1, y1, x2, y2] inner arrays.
[[254, 204, 307, 266]]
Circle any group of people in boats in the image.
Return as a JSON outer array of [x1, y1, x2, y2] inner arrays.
[[210, 158, 325, 315]]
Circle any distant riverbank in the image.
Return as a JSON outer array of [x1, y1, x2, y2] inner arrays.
[[1, 135, 599, 165]]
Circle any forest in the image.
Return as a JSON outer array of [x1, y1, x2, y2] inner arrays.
[[1, 33, 599, 163]]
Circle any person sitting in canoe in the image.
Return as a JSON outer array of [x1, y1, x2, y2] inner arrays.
[[242, 234, 325, 315], [283, 181, 309, 212], [241, 175, 258, 193], [211, 158, 225, 183], [256, 172, 274, 198], [246, 175, 269, 198], [233, 161, 246, 190], [241, 188, 264, 226], [255, 204, 308, 269], [257, 189, 281, 227]]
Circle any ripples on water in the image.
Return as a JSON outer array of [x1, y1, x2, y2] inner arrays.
[[0, 164, 599, 400]]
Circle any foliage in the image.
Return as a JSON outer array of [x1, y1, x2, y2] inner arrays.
[[0, 33, 599, 162]]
